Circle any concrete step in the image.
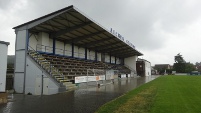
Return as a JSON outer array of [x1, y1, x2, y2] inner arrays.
[[39, 62, 50, 65], [59, 79, 70, 82], [56, 78, 65, 81], [65, 83, 76, 87], [63, 82, 73, 85], [38, 60, 49, 63], [36, 57, 46, 60], [66, 85, 78, 90], [51, 72, 62, 76]]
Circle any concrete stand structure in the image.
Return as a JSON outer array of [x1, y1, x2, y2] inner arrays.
[[13, 5, 143, 95]]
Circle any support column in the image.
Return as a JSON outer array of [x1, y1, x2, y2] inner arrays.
[[122, 58, 125, 65], [110, 54, 111, 64], [14, 29, 28, 94], [23, 30, 29, 94], [95, 51, 97, 62], [85, 48, 87, 60], [53, 38, 56, 55], [115, 56, 117, 64], [72, 43, 74, 58]]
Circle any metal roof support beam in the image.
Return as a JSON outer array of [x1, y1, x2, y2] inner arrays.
[[113, 53, 133, 58], [98, 45, 126, 52], [105, 46, 127, 53], [78, 37, 112, 48], [114, 50, 140, 57], [113, 52, 139, 58], [71, 30, 105, 43], [116, 53, 135, 58], [93, 42, 121, 51], [51, 21, 92, 37], [85, 37, 114, 47], [110, 49, 133, 55]]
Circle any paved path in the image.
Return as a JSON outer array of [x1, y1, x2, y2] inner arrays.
[[0, 76, 159, 113]]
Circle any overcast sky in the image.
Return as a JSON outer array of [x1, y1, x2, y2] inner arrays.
[[0, 0, 201, 65]]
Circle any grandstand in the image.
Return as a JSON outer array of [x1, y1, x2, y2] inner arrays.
[[13, 5, 143, 95]]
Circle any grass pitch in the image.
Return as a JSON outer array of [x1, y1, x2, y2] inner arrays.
[[96, 76, 201, 113]]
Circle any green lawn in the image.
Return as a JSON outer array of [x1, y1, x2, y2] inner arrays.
[[96, 76, 201, 113]]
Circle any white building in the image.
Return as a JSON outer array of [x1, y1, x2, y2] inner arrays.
[[136, 58, 151, 76], [0, 41, 10, 92]]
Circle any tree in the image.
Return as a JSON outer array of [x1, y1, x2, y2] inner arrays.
[[185, 63, 196, 73], [195, 62, 201, 72], [175, 53, 185, 63], [173, 53, 196, 73], [173, 63, 186, 73]]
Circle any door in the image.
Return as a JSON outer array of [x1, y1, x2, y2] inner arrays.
[[35, 77, 41, 95], [43, 78, 49, 95]]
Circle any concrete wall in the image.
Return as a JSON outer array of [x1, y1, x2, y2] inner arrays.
[[124, 56, 137, 71], [116, 58, 120, 64], [74, 45, 79, 57], [97, 53, 101, 61], [145, 61, 151, 76], [29, 34, 38, 50], [25, 57, 59, 95], [55, 40, 64, 55], [49, 38, 53, 52], [0, 42, 9, 92], [78, 47, 85, 59], [28, 32, 120, 63], [14, 30, 27, 93], [111, 56, 115, 63], [64, 44, 72, 56], [105, 54, 110, 63], [37, 32, 49, 52]]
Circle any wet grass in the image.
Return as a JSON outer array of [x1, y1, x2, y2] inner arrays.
[[96, 76, 201, 113]]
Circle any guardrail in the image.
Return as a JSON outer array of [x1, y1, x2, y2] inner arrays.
[[28, 46, 64, 85], [35, 44, 96, 60]]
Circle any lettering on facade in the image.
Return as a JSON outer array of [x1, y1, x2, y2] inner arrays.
[[110, 28, 135, 49]]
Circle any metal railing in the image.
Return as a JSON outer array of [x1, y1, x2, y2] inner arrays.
[[124, 64, 137, 74], [28, 46, 64, 84], [35, 44, 100, 61]]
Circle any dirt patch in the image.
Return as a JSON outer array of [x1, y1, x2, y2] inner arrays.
[[114, 86, 157, 113], [0, 93, 8, 104]]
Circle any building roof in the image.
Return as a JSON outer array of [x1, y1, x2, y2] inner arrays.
[[13, 5, 143, 58], [0, 41, 10, 46], [137, 58, 151, 63], [155, 64, 171, 66]]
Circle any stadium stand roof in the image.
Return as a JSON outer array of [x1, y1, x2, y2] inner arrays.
[[13, 5, 143, 58], [0, 41, 10, 45]]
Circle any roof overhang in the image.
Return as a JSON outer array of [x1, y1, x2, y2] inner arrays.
[[0, 41, 10, 46], [13, 5, 143, 58]]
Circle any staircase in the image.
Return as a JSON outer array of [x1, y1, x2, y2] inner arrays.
[[27, 48, 77, 91]]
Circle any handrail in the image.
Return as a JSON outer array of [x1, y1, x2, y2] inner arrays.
[[36, 44, 87, 57], [124, 64, 137, 74], [28, 45, 64, 83], [36, 44, 100, 61]]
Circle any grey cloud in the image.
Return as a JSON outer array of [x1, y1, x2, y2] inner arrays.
[[1, 0, 201, 64], [0, 0, 12, 10]]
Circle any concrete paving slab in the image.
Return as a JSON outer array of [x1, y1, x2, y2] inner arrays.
[[0, 76, 159, 113]]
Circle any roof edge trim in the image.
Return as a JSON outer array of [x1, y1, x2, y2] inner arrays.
[[13, 5, 74, 29]]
